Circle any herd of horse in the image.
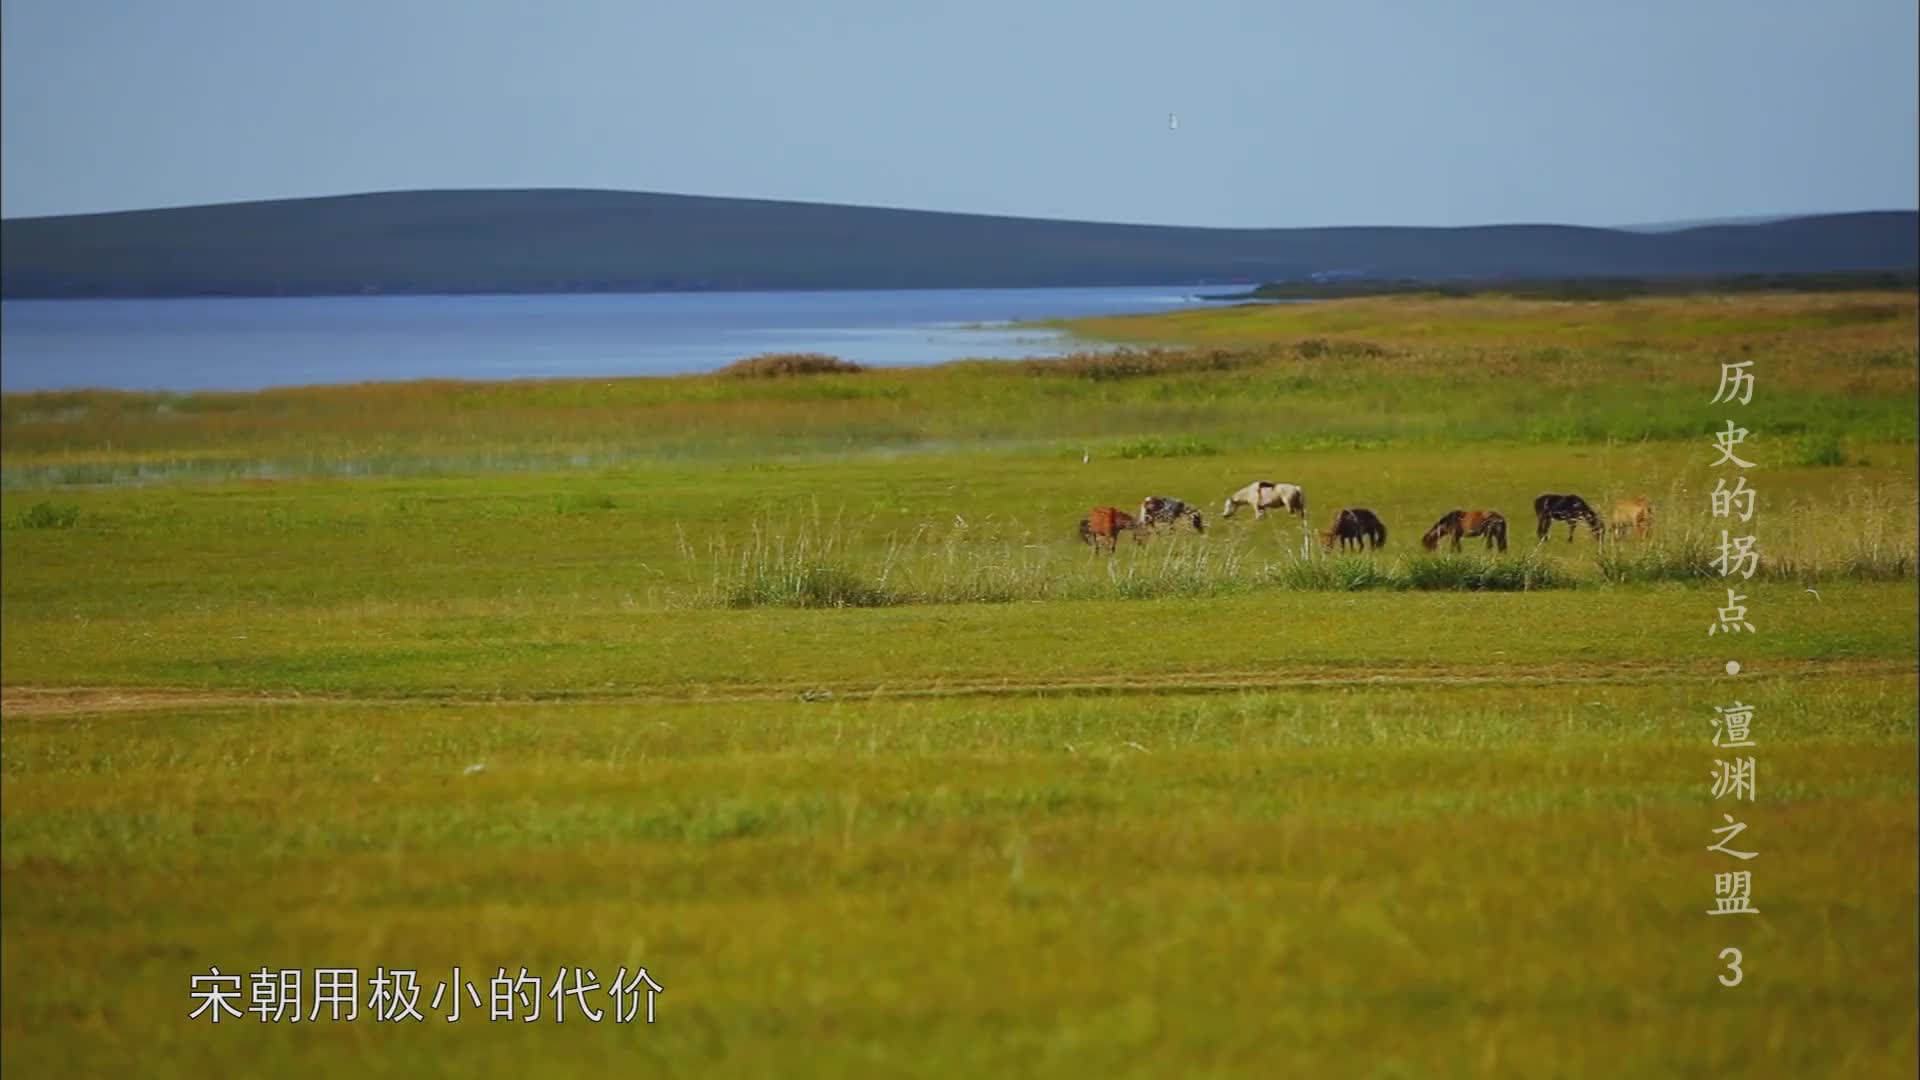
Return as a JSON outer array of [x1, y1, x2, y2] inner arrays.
[[1077, 482, 1654, 554]]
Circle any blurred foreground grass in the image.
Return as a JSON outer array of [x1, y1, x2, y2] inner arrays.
[[3, 676, 1914, 1077]]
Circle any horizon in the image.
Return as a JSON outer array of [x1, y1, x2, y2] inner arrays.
[[3, 1, 1915, 228], [1, 184, 1912, 233]]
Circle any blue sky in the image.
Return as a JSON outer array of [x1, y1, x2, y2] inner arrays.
[[2, 0, 1915, 226]]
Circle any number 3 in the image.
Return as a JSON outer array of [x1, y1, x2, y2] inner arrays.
[[1718, 947, 1744, 987]]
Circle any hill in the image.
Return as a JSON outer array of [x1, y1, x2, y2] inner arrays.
[[1, 188, 1914, 298]]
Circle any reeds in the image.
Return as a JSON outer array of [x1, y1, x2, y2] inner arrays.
[[689, 486, 1916, 609], [1013, 346, 1262, 380], [691, 513, 1597, 609], [4, 500, 80, 529], [715, 353, 866, 378], [1591, 482, 1919, 585]]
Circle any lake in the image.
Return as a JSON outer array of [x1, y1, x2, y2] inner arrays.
[[0, 285, 1228, 393]]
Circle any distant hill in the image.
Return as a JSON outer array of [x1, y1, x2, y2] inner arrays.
[[1, 189, 1914, 299]]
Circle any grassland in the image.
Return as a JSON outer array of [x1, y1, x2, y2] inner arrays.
[[4, 291, 1915, 485], [2, 289, 1916, 1077]]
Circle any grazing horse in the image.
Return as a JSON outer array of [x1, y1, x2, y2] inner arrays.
[[1139, 495, 1205, 534], [1610, 496, 1654, 540], [1321, 507, 1387, 552], [1534, 493, 1604, 542], [1420, 509, 1509, 553], [1078, 506, 1144, 552], [1222, 481, 1306, 520]]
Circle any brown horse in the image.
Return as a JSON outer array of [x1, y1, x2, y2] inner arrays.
[[1078, 506, 1145, 552], [1610, 497, 1654, 540], [1321, 507, 1387, 552], [1420, 509, 1509, 553]]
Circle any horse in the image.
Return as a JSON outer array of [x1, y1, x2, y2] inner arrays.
[[1610, 496, 1654, 540], [1321, 507, 1387, 552], [1420, 509, 1509, 553], [1139, 496, 1205, 534], [1534, 493, 1604, 542], [1222, 481, 1306, 520], [1078, 506, 1145, 552]]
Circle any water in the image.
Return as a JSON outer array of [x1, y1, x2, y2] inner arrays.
[[0, 285, 1230, 393]]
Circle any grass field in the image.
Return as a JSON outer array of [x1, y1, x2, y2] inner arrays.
[[3, 289, 1916, 1077]]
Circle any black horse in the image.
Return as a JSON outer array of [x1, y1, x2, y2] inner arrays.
[[1322, 507, 1388, 552], [1533, 494, 1603, 542]]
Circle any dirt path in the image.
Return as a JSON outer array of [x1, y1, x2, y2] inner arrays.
[[3, 658, 1911, 717]]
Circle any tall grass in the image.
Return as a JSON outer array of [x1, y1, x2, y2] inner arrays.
[[689, 484, 1916, 609], [1593, 532, 1721, 584], [1012, 345, 1260, 380], [692, 515, 1596, 609], [1786, 433, 1853, 467], [695, 513, 903, 608], [1591, 480, 1919, 585], [1758, 484, 1920, 583], [1264, 555, 1399, 592], [716, 353, 867, 378], [1111, 435, 1223, 459], [3, 501, 80, 530], [1400, 552, 1574, 591]]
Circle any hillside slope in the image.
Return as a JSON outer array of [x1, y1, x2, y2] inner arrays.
[[2, 189, 1914, 297]]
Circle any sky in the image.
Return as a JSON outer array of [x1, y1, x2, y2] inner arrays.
[[2, 0, 1915, 227]]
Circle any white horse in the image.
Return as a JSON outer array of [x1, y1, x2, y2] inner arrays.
[[1222, 480, 1306, 520]]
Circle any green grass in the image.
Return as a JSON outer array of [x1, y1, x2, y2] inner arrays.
[[1111, 434, 1225, 459], [2, 444, 1911, 632], [2, 289, 1916, 1077], [1786, 433, 1854, 467], [4, 499, 80, 529], [4, 676, 1915, 1077], [2, 291, 1913, 486]]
